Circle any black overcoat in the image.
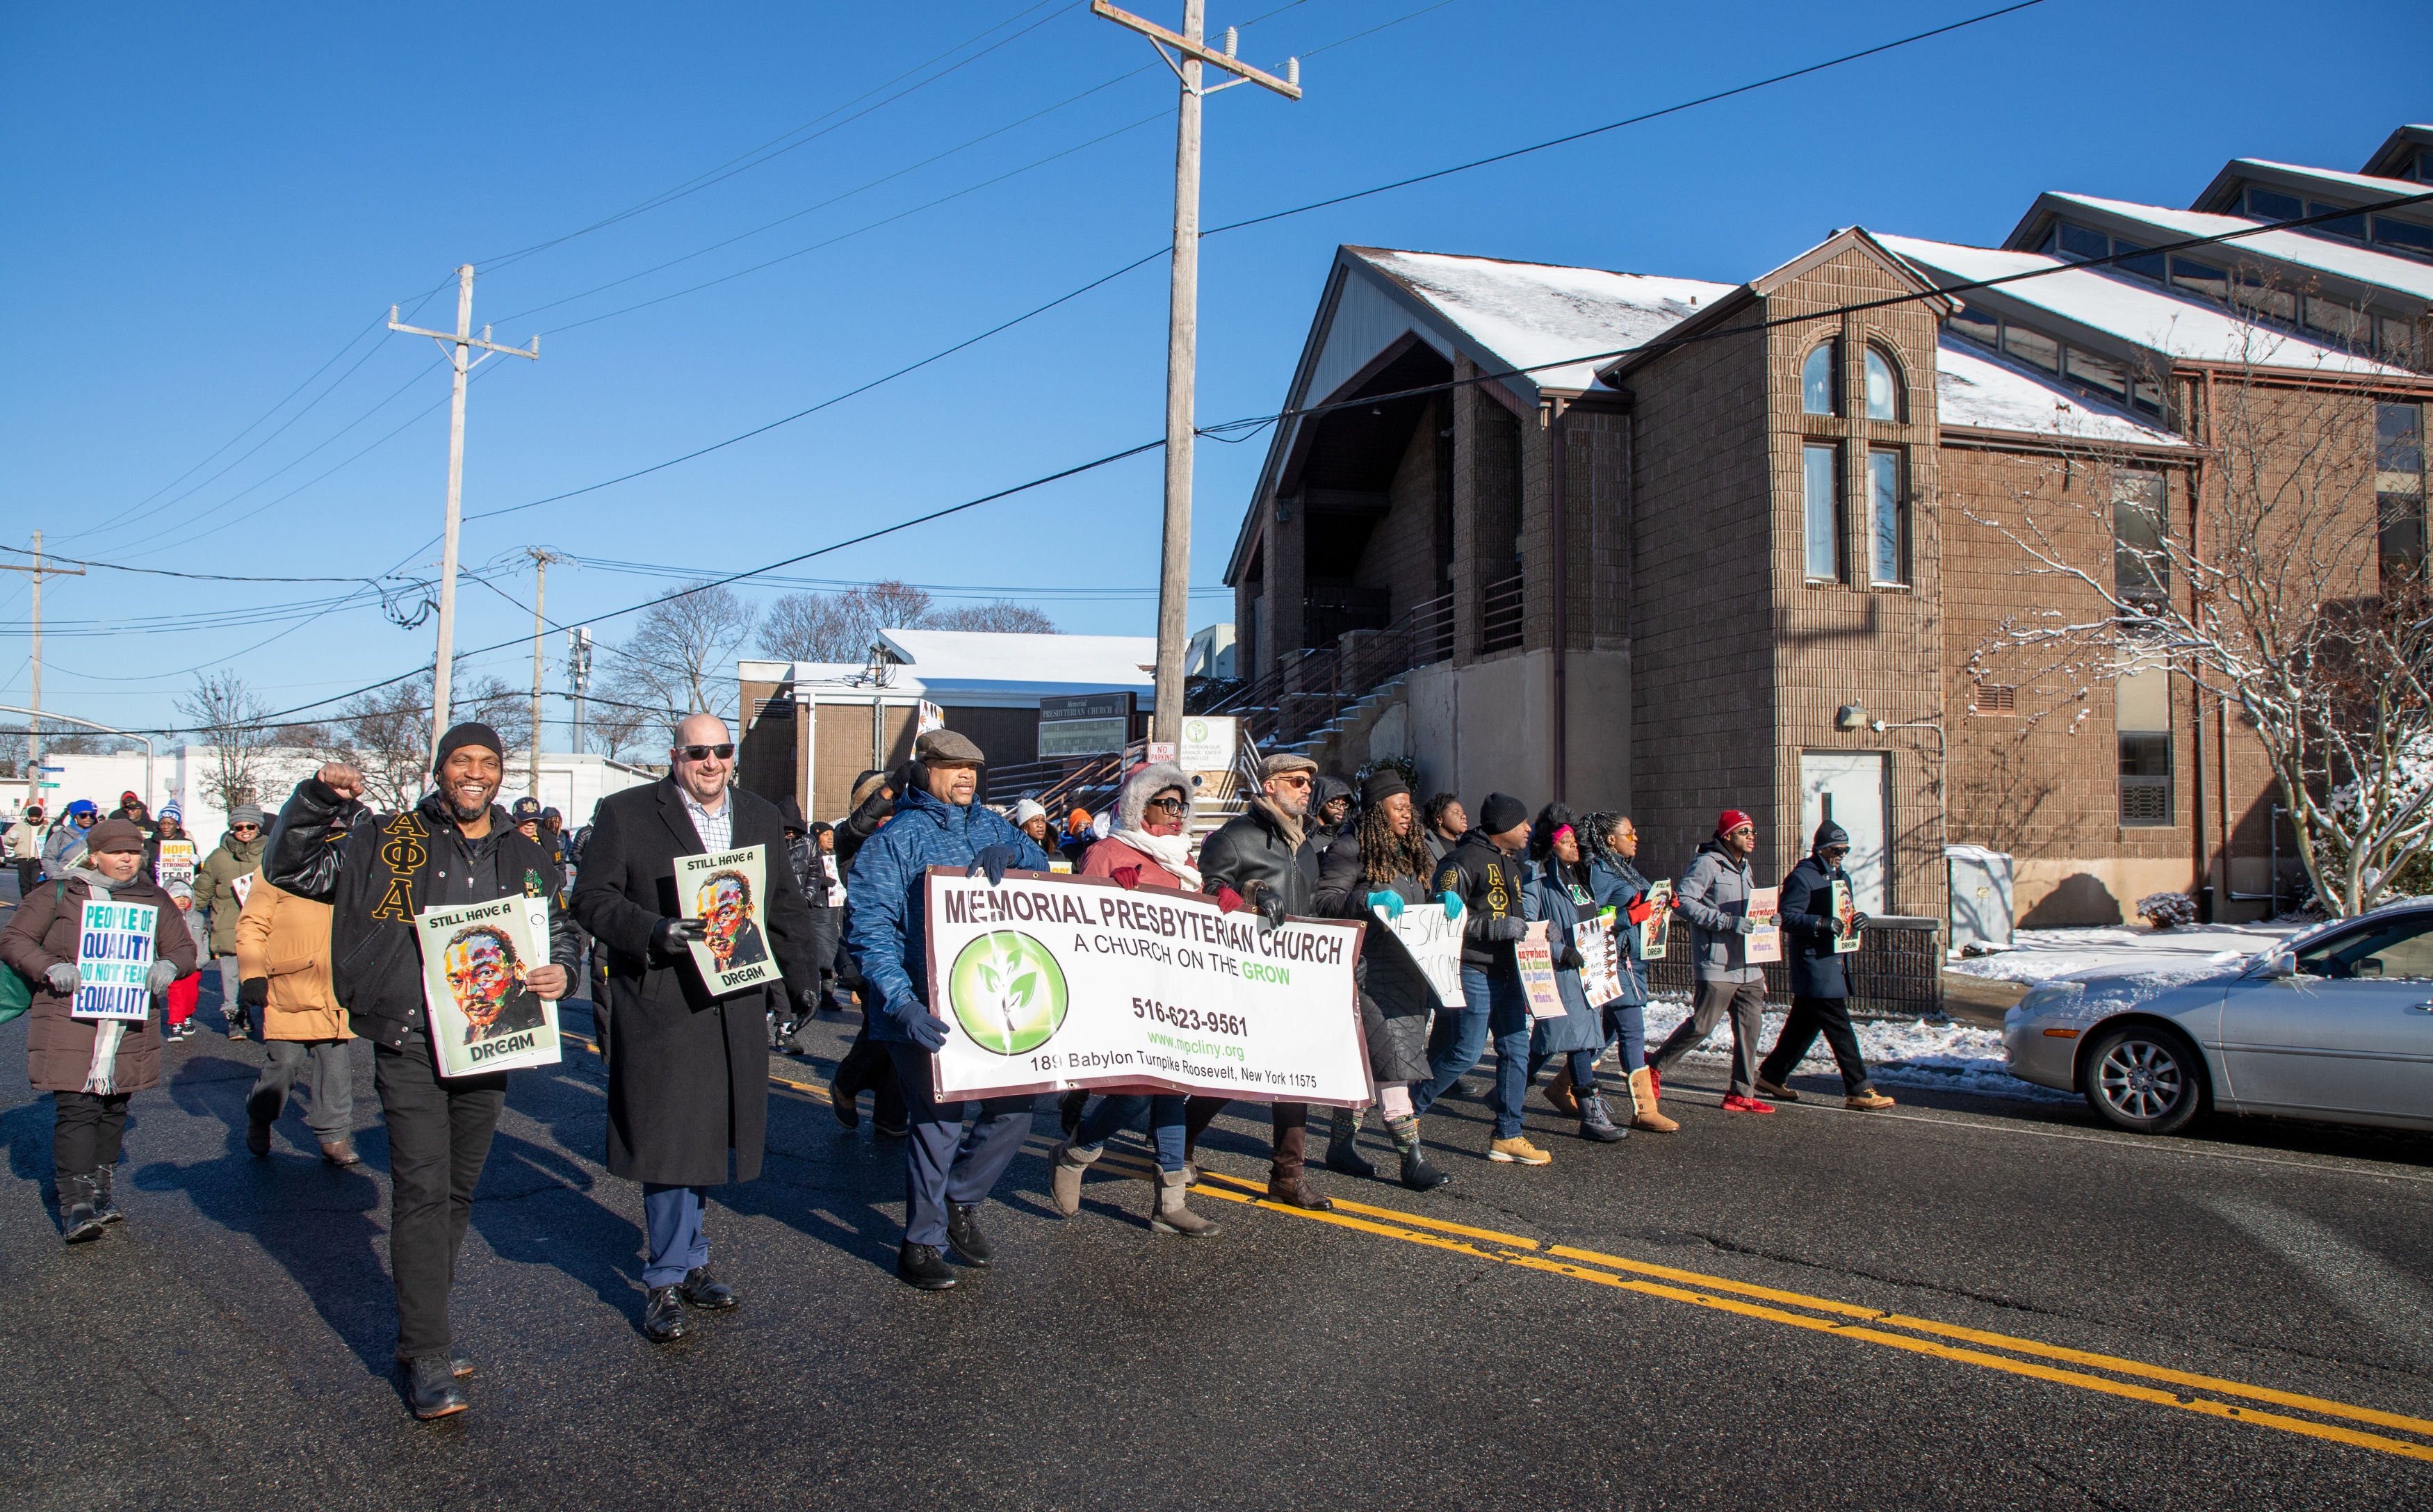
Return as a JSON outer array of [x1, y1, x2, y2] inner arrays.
[[571, 778, 820, 1185]]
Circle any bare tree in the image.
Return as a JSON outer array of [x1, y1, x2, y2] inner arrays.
[[757, 578, 1054, 660], [758, 591, 870, 664], [177, 670, 275, 813], [604, 580, 758, 720], [930, 600, 1056, 634], [1969, 331, 2430, 916], [327, 667, 532, 812]]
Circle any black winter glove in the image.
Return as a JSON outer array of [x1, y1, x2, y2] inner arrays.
[[850, 781, 895, 829], [968, 845, 1020, 887], [1486, 917, 1529, 943], [1244, 881, 1287, 933], [1556, 942, 1584, 971], [653, 918, 706, 954], [239, 976, 269, 1010]]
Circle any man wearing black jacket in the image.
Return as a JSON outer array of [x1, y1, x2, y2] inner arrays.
[[1755, 820, 1896, 1111], [1414, 792, 1546, 1165], [262, 722, 580, 1421], [828, 768, 906, 1132]]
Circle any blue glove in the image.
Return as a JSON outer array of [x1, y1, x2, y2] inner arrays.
[[1440, 891, 1463, 921], [1367, 890, 1404, 920], [968, 845, 1020, 887], [903, 1008, 951, 1051]]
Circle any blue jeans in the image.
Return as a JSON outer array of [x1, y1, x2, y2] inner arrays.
[[1074, 1092, 1189, 1172], [1412, 964, 1531, 1139], [1602, 1000, 1648, 1073]]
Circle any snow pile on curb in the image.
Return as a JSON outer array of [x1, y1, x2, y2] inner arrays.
[[1636, 997, 2074, 1103]]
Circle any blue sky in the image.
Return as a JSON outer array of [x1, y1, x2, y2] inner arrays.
[[4, 0, 2427, 744]]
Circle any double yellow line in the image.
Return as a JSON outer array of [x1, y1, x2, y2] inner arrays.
[[739, 1050, 2433, 1464]]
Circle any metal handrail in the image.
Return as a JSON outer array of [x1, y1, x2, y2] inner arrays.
[[1480, 572, 1524, 653]]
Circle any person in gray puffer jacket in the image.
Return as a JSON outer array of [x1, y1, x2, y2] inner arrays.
[[1647, 808, 1775, 1112]]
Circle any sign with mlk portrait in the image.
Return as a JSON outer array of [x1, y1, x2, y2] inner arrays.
[[415, 895, 562, 1077], [676, 845, 778, 996]]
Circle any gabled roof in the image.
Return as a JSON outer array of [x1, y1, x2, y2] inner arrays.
[[1346, 247, 1732, 395], [2362, 125, 2433, 183], [1935, 335, 2194, 452], [2012, 192, 2433, 303], [740, 633, 1156, 710], [2191, 156, 2428, 216], [1876, 233, 2405, 375]]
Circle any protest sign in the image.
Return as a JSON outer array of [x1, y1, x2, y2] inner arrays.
[[155, 840, 197, 890], [675, 845, 778, 997], [1515, 920, 1565, 1020], [1577, 909, 1622, 1005], [1641, 879, 1675, 957], [822, 851, 846, 907], [415, 895, 560, 1077], [232, 870, 254, 906], [1832, 879, 1862, 954], [73, 899, 156, 1021], [921, 868, 1369, 1106], [1746, 886, 1782, 964], [1373, 901, 1464, 1009]]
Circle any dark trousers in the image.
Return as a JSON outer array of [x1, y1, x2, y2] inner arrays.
[[247, 1038, 354, 1139], [836, 1022, 906, 1128], [14, 857, 38, 900], [1413, 965, 1531, 1139], [54, 1091, 131, 1177], [374, 1034, 506, 1360], [884, 1043, 1032, 1248], [1759, 994, 1876, 1095], [642, 1183, 708, 1287], [1653, 978, 1766, 1096]]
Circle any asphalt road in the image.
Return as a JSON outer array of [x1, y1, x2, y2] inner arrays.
[[4, 982, 2432, 1509]]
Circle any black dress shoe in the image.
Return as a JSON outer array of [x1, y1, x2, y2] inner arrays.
[[403, 1356, 468, 1419], [642, 1285, 687, 1342], [830, 1082, 861, 1130], [395, 1347, 473, 1379], [896, 1242, 957, 1290], [872, 1116, 909, 1139], [945, 1203, 995, 1269], [245, 1121, 271, 1157], [677, 1267, 739, 1310]]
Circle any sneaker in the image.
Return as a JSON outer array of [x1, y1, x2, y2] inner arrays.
[[1753, 1076, 1800, 1103], [1720, 1094, 1776, 1114], [1488, 1136, 1552, 1165], [1846, 1091, 1896, 1111]]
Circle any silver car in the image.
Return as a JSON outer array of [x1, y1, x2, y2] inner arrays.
[[2003, 904, 2433, 1135]]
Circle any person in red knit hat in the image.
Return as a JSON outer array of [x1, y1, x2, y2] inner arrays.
[[1647, 808, 1777, 1112]]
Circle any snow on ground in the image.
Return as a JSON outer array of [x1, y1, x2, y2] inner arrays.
[[1634, 997, 2076, 1104]]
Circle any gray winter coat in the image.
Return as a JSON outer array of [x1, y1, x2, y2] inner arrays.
[[1675, 840, 1761, 984]]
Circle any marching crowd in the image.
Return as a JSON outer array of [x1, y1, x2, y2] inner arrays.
[[3, 717, 1895, 1421]]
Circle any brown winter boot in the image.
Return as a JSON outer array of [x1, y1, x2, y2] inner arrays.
[[1541, 1062, 1579, 1116], [1628, 1066, 1679, 1134], [1265, 1114, 1333, 1210]]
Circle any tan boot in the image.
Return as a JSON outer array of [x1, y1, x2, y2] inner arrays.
[[1048, 1139, 1100, 1217], [1150, 1167, 1221, 1238], [1628, 1066, 1680, 1134], [1541, 1062, 1579, 1116], [1846, 1090, 1896, 1111]]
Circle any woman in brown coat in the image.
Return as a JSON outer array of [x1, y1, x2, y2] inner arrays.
[[1, 818, 198, 1242], [234, 876, 358, 1164]]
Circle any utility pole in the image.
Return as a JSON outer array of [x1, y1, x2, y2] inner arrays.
[[389, 266, 539, 765], [1, 531, 86, 794], [1090, 1, 1300, 741], [567, 626, 593, 756], [523, 548, 569, 802]]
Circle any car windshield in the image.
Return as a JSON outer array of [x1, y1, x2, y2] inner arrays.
[[2292, 910, 2433, 981]]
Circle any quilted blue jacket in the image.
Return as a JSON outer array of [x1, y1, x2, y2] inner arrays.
[[843, 786, 1052, 1043]]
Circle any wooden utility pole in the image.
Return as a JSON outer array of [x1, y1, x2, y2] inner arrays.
[[523, 548, 569, 802], [1089, 2, 1299, 741], [389, 266, 539, 765], [1, 531, 86, 793]]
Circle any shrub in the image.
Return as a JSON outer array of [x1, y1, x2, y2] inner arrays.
[[2136, 891, 2199, 929]]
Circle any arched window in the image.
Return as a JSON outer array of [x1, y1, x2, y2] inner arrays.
[[1864, 347, 1901, 421], [1801, 343, 1837, 416]]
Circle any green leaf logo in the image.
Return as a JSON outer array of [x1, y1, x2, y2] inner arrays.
[[946, 931, 1069, 1055]]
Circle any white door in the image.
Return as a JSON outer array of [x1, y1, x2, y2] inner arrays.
[[1800, 751, 1889, 913]]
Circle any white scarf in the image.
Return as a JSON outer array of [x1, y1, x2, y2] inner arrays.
[[1108, 827, 1201, 892]]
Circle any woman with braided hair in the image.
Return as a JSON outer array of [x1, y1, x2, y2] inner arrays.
[[1574, 811, 1677, 1133], [1312, 770, 1452, 1192]]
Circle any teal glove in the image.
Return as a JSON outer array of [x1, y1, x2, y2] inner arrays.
[[1367, 890, 1404, 920], [1440, 891, 1463, 920]]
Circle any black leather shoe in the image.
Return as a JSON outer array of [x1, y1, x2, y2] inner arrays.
[[872, 1116, 909, 1139], [1325, 1141, 1378, 1179], [642, 1285, 687, 1342], [829, 1081, 860, 1130], [677, 1267, 739, 1310], [395, 1347, 473, 1379], [896, 1242, 957, 1290], [403, 1356, 468, 1419], [945, 1203, 994, 1269], [1399, 1151, 1453, 1192], [92, 1166, 124, 1225], [245, 1121, 271, 1157]]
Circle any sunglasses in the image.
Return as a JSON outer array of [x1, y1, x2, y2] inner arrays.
[[1144, 796, 1189, 814], [231, 824, 261, 834], [672, 744, 736, 761], [1273, 773, 1314, 788]]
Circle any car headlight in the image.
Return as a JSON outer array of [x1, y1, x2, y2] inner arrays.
[[2015, 981, 2084, 1019]]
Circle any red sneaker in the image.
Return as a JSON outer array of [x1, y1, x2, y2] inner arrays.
[[1720, 1094, 1775, 1114]]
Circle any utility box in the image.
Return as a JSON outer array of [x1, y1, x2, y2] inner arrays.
[[1946, 845, 2014, 954]]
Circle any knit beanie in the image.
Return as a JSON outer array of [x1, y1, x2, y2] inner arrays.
[[432, 721, 505, 774], [1479, 792, 1529, 836], [1360, 770, 1409, 807]]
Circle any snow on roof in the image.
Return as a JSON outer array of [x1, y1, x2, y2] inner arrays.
[[2051, 193, 2433, 302], [1935, 336, 2192, 450], [2230, 158, 2427, 199], [874, 629, 1154, 704], [1878, 233, 2404, 375], [1349, 247, 1736, 392]]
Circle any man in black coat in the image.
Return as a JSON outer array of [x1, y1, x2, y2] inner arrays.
[[570, 713, 820, 1343], [1755, 820, 1896, 1111], [1413, 792, 1543, 1164], [1191, 751, 1334, 1211], [261, 722, 581, 1420]]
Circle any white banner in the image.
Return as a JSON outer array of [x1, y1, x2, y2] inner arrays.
[[1373, 901, 1465, 1008], [74, 899, 156, 1022], [922, 868, 1370, 1106]]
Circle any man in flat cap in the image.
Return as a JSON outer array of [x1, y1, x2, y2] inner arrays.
[[261, 721, 581, 1421]]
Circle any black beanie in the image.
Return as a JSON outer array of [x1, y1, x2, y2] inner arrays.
[[1812, 819, 1851, 852], [1360, 770, 1410, 807], [432, 722, 505, 774], [1479, 792, 1529, 836]]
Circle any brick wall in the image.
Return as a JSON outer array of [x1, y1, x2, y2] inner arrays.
[[1351, 412, 1447, 625]]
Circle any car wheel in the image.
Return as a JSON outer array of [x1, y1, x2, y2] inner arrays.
[[2081, 1023, 2206, 1135]]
